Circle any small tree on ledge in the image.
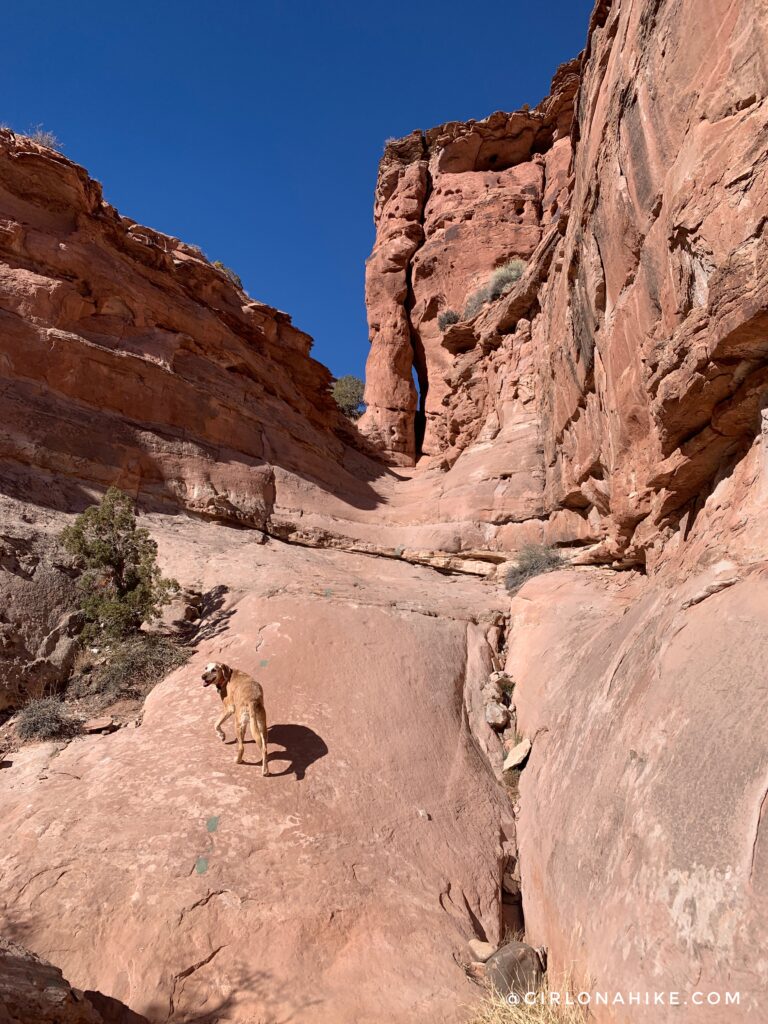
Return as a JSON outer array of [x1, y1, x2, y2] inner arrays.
[[332, 375, 366, 419], [60, 487, 179, 640]]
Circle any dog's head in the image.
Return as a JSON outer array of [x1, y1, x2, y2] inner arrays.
[[201, 662, 232, 688]]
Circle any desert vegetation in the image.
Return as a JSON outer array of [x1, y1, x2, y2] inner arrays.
[[489, 259, 526, 298], [25, 124, 62, 149], [332, 374, 366, 418], [462, 258, 526, 321], [505, 544, 563, 594], [212, 259, 243, 289], [438, 309, 460, 331], [8, 490, 191, 745], [15, 696, 81, 741], [468, 986, 588, 1024], [60, 487, 179, 641], [0, 123, 62, 149], [68, 634, 188, 703]]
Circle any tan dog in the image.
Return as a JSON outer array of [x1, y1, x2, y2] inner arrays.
[[201, 662, 269, 773]]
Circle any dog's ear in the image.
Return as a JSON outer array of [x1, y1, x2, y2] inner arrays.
[[220, 664, 232, 682]]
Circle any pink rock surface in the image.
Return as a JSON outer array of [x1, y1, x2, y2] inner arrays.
[[507, 556, 768, 1021], [0, 128, 383, 534], [1, 1, 767, 1020], [0, 519, 512, 1023], [359, 0, 768, 569]]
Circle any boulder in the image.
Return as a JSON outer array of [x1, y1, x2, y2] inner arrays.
[[485, 701, 510, 730], [484, 941, 544, 997], [467, 939, 497, 963], [503, 737, 531, 771], [82, 717, 118, 735]]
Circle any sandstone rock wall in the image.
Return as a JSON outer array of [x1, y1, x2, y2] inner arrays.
[[486, 2, 768, 1017], [359, 62, 579, 464], [507, 440, 768, 1021], [360, 0, 768, 568], [352, 6, 768, 1012], [0, 499, 81, 710], [0, 129, 381, 531], [1, 0, 767, 1020], [0, 936, 144, 1024], [535, 0, 768, 565]]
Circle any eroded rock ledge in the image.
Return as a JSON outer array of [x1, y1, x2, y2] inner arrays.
[[359, 0, 768, 568], [358, 59, 579, 464], [0, 127, 378, 530]]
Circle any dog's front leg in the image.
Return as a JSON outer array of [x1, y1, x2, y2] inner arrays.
[[214, 708, 232, 742]]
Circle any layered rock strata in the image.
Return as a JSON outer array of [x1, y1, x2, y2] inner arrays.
[[359, 61, 579, 463], [360, 0, 768, 567]]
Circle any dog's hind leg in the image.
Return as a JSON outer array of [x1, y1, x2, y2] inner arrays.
[[250, 703, 269, 777], [234, 709, 246, 765]]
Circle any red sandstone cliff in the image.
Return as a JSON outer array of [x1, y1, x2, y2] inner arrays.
[[0, 127, 380, 529], [359, 60, 578, 464], [1, 0, 768, 1022], [357, 1, 768, 1013], [360, 0, 768, 571]]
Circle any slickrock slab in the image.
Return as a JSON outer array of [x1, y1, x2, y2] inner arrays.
[[0, 531, 511, 1023]]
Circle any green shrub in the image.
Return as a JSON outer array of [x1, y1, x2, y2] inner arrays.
[[462, 286, 491, 320], [505, 544, 563, 593], [332, 375, 366, 419], [212, 260, 243, 289], [70, 635, 188, 701], [16, 697, 80, 741], [489, 258, 526, 299], [25, 125, 62, 150], [460, 259, 527, 320], [60, 488, 178, 641], [438, 309, 460, 331]]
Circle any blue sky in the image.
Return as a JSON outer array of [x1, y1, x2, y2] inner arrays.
[[2, 0, 594, 379]]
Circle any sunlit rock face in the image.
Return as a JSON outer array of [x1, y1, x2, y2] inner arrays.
[[0, 520, 512, 1024], [361, 0, 768, 570], [1, 0, 768, 1021], [0, 126, 374, 530], [358, 61, 578, 464]]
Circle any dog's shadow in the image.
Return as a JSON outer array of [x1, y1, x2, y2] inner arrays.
[[237, 724, 328, 780]]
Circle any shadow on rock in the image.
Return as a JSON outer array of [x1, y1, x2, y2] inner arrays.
[[176, 585, 236, 647], [84, 989, 149, 1024], [264, 723, 329, 780], [140, 965, 323, 1024]]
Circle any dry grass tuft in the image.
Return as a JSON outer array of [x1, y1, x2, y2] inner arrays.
[[68, 634, 188, 702], [24, 125, 62, 149], [504, 544, 563, 594], [16, 697, 81, 741], [468, 982, 589, 1023]]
